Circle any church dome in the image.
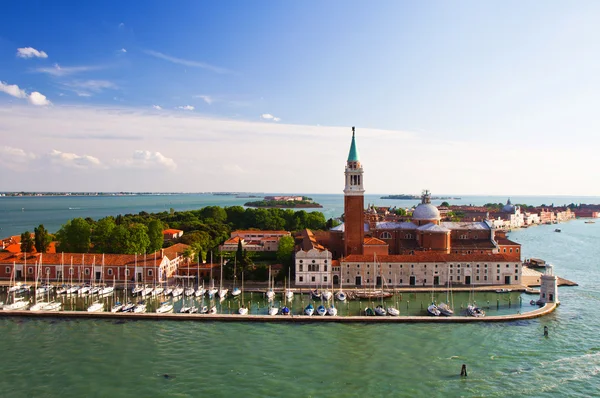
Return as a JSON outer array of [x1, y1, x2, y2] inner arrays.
[[412, 203, 441, 220], [502, 199, 515, 213]]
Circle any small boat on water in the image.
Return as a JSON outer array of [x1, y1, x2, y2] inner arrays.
[[321, 290, 332, 301], [427, 303, 441, 316], [195, 286, 206, 297], [374, 305, 386, 316], [200, 305, 209, 314], [316, 304, 327, 316], [310, 289, 321, 300], [585, 221, 595, 224], [387, 306, 400, 316], [171, 286, 184, 298], [122, 302, 136, 312], [141, 286, 154, 297], [184, 287, 195, 297], [231, 287, 241, 297], [41, 301, 61, 311], [466, 305, 485, 317], [364, 307, 375, 316], [437, 302, 454, 316], [281, 306, 290, 315], [87, 301, 104, 312], [56, 285, 68, 295], [131, 285, 144, 296], [156, 302, 174, 313], [495, 288, 512, 293], [133, 301, 147, 313], [327, 304, 338, 316], [268, 305, 279, 316], [152, 286, 164, 296], [335, 291, 347, 301], [554, 228, 561, 233], [98, 286, 114, 297], [9, 282, 31, 294], [111, 302, 124, 313], [164, 287, 173, 296], [285, 289, 294, 301], [304, 303, 314, 316], [4, 297, 29, 311], [238, 305, 248, 315], [209, 305, 218, 314]]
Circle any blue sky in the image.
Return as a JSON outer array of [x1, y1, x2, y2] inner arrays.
[[1, 1, 600, 194]]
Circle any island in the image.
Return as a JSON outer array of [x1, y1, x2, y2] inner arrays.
[[245, 195, 323, 208], [381, 194, 460, 200]]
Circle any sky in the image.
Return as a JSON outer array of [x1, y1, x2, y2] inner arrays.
[[1, 1, 600, 195]]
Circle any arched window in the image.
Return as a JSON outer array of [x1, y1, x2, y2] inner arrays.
[[299, 264, 303, 272], [380, 231, 392, 239], [45, 267, 51, 275], [85, 268, 90, 275]]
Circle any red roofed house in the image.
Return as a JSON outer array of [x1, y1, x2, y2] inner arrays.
[[163, 229, 184, 241], [219, 230, 291, 252]]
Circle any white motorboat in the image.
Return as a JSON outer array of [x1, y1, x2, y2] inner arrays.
[[78, 285, 91, 296], [142, 286, 154, 297], [209, 305, 217, 314], [87, 301, 104, 312], [171, 286, 184, 297], [89, 286, 101, 295], [185, 287, 195, 297], [327, 305, 338, 316], [200, 305, 209, 314], [466, 305, 485, 317], [122, 302, 135, 312], [316, 305, 327, 316], [335, 291, 347, 301], [387, 307, 400, 316], [427, 303, 441, 316], [133, 302, 147, 313], [207, 287, 218, 298], [111, 302, 124, 313], [374, 305, 386, 316], [36, 285, 52, 296], [268, 305, 279, 316], [285, 289, 294, 301], [495, 288, 512, 293], [98, 286, 114, 297], [30, 301, 49, 311], [66, 285, 81, 295], [437, 302, 454, 316], [4, 297, 29, 311], [156, 302, 174, 313], [56, 285, 68, 295], [238, 306, 248, 315], [231, 287, 241, 297], [131, 284, 144, 296], [152, 287, 164, 296], [164, 287, 173, 296], [218, 288, 228, 301], [195, 286, 206, 297], [321, 290, 332, 301], [41, 301, 61, 312], [304, 304, 314, 316]]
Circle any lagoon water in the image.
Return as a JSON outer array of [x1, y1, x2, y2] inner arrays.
[[1, 195, 600, 396]]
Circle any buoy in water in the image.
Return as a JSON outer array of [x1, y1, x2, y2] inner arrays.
[[460, 364, 467, 377], [544, 326, 549, 337]]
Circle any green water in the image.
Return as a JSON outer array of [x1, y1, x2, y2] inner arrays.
[[2, 220, 600, 396]]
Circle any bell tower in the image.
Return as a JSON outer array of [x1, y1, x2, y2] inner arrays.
[[343, 126, 365, 256]]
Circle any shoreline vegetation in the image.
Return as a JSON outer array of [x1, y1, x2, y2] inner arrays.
[[244, 196, 323, 208], [381, 194, 461, 200]]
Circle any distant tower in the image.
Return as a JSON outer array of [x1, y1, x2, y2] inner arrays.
[[344, 126, 365, 256]]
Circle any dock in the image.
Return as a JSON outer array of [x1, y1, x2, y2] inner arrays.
[[0, 302, 558, 323]]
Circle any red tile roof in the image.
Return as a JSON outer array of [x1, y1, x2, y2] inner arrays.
[[364, 237, 387, 246], [162, 229, 183, 234], [495, 238, 521, 246]]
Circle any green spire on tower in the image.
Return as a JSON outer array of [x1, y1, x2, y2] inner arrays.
[[347, 126, 360, 162]]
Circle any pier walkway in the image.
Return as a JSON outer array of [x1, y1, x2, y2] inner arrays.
[[0, 302, 557, 323]]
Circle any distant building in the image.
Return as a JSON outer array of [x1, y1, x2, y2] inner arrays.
[[264, 196, 304, 201], [163, 229, 184, 241], [0, 243, 189, 283], [219, 230, 291, 252]]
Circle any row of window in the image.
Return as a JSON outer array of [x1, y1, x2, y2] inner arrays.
[[345, 263, 519, 269], [298, 260, 328, 264]]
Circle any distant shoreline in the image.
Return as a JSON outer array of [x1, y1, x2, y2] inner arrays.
[[381, 194, 461, 200]]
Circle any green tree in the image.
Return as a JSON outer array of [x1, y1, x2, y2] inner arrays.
[[275, 235, 295, 281], [394, 208, 407, 216], [91, 217, 116, 253], [127, 223, 150, 254], [440, 201, 450, 207], [56, 218, 92, 253], [147, 220, 164, 253], [109, 225, 130, 254], [33, 224, 51, 253], [20, 231, 34, 253]]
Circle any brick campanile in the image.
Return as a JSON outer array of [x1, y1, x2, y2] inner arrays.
[[344, 126, 365, 256]]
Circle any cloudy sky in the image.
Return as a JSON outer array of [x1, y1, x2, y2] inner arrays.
[[1, 1, 600, 195]]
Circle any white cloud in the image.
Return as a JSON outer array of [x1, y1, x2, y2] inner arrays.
[[152, 105, 162, 110], [61, 80, 118, 97], [16, 47, 48, 59], [1, 81, 50, 106], [194, 95, 213, 105], [33, 63, 103, 77], [28, 92, 51, 106], [0, 81, 27, 99], [118, 22, 125, 28], [120, 48, 127, 53], [144, 50, 230, 74], [48, 149, 102, 169], [0, 146, 36, 171], [178, 105, 194, 111], [77, 92, 91, 97], [261, 113, 280, 121], [128, 150, 177, 171]]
